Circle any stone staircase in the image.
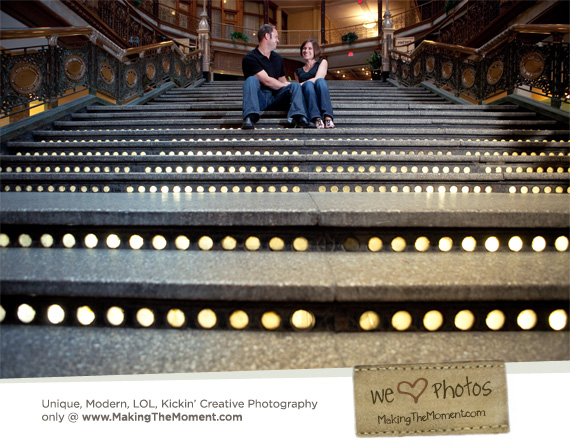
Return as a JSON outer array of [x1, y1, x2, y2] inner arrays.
[[1, 80, 568, 376]]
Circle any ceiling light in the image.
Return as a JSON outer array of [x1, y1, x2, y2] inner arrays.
[[363, 22, 376, 29]]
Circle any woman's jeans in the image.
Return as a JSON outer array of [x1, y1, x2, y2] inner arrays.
[[301, 78, 334, 122]]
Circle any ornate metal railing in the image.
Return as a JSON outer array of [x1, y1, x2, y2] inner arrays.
[[391, 0, 445, 31], [0, 27, 202, 120], [437, 0, 518, 46], [62, 0, 169, 48], [389, 24, 570, 108], [156, 3, 201, 33]]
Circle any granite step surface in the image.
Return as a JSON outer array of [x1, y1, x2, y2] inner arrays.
[[1, 79, 568, 342]]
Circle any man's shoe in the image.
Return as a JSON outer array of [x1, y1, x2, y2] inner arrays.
[[293, 116, 315, 128], [242, 116, 255, 130]]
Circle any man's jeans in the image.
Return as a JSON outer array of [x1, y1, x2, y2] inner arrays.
[[242, 76, 308, 122], [301, 78, 334, 121]]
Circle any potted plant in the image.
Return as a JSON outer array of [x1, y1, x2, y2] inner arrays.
[[366, 50, 383, 80], [341, 32, 358, 45], [444, 0, 459, 14], [230, 31, 249, 45]]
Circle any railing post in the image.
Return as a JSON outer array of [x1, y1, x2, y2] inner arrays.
[[198, 1, 211, 81], [382, 2, 394, 82], [88, 33, 98, 96], [320, 0, 327, 44], [47, 35, 59, 110], [550, 32, 564, 109]]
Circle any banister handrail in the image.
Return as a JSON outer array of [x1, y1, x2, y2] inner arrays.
[[0, 26, 93, 40], [389, 23, 569, 108], [511, 24, 570, 34], [391, 24, 570, 60], [1, 27, 203, 120], [393, 40, 477, 58], [1, 26, 197, 63], [123, 40, 177, 56], [476, 24, 570, 56]]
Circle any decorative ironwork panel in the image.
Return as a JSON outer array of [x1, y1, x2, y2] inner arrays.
[[0, 48, 51, 115], [439, 0, 516, 46], [156, 47, 173, 83], [480, 49, 510, 100], [514, 41, 569, 103], [117, 59, 145, 103], [55, 45, 91, 97], [407, 52, 426, 86], [96, 0, 158, 47], [459, 61, 483, 101], [390, 32, 568, 106], [95, 47, 120, 99]]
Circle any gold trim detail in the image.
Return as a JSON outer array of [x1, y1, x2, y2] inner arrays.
[[64, 54, 86, 82], [461, 67, 476, 89], [146, 62, 156, 81], [441, 61, 453, 80], [125, 68, 138, 89], [486, 60, 504, 86], [99, 60, 115, 86], [414, 61, 421, 77], [520, 51, 544, 81], [426, 56, 435, 74], [10, 62, 42, 95], [162, 58, 170, 73]]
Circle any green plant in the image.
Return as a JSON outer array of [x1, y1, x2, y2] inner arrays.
[[230, 31, 249, 45], [444, 0, 459, 13], [366, 50, 382, 70], [132, 0, 142, 8], [341, 32, 358, 45]]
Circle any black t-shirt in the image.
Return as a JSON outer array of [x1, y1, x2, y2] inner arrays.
[[242, 47, 285, 89], [295, 60, 322, 83]]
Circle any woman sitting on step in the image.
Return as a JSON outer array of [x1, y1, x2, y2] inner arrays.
[[294, 39, 335, 129]]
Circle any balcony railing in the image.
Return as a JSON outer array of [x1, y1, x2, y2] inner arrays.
[[389, 24, 570, 108], [210, 22, 380, 47]]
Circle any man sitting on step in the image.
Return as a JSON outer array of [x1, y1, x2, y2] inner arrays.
[[241, 24, 314, 130]]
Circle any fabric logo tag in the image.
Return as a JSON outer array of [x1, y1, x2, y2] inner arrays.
[[353, 361, 509, 437]]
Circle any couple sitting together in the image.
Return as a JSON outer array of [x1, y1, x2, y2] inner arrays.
[[241, 24, 335, 130]]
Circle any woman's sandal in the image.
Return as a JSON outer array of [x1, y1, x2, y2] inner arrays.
[[325, 116, 335, 129], [314, 117, 324, 129]]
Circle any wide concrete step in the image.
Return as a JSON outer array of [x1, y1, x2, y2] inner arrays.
[[73, 110, 538, 119], [2, 154, 568, 175], [2, 249, 567, 303], [8, 137, 568, 150], [49, 117, 560, 128], [2, 193, 567, 321], [151, 96, 449, 103], [32, 128, 570, 140], [87, 104, 523, 112], [2, 192, 568, 228]]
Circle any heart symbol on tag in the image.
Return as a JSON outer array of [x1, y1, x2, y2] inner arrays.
[[397, 378, 428, 404]]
